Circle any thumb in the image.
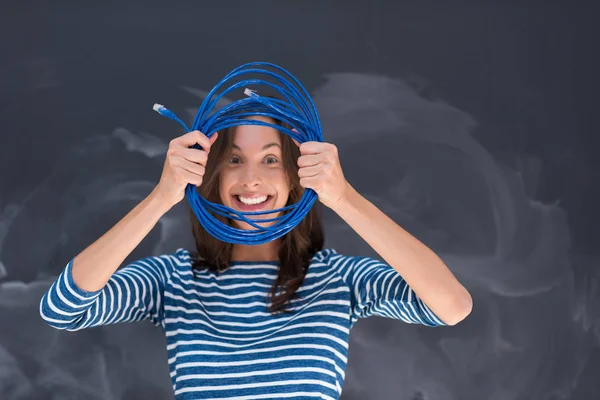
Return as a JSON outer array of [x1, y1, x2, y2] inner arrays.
[[210, 132, 219, 143], [291, 128, 301, 148], [291, 128, 300, 148]]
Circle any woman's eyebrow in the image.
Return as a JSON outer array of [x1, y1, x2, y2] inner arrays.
[[232, 143, 281, 151]]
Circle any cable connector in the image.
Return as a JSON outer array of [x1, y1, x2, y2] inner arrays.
[[244, 88, 259, 100], [152, 103, 177, 120]]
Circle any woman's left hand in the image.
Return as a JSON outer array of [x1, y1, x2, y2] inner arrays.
[[293, 137, 350, 210]]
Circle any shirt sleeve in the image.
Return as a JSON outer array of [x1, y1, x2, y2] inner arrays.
[[325, 249, 448, 328], [39, 253, 176, 331]]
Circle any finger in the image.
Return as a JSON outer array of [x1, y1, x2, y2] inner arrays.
[[179, 147, 208, 165], [201, 131, 219, 150], [176, 130, 213, 150], [179, 168, 204, 186], [291, 128, 305, 148], [179, 159, 206, 179], [298, 141, 329, 155], [297, 154, 322, 167], [192, 130, 218, 151], [299, 175, 319, 189], [209, 131, 219, 144], [298, 164, 322, 178]]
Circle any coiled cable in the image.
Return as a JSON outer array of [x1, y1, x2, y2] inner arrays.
[[153, 62, 323, 245]]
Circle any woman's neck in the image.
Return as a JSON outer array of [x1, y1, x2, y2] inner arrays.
[[230, 239, 281, 262]]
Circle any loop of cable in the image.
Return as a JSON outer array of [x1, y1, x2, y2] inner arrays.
[[153, 62, 323, 244]]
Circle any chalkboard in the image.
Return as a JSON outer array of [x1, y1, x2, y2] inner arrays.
[[1, 1, 597, 399]]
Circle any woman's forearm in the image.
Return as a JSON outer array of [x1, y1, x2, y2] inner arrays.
[[331, 183, 472, 325], [70, 188, 172, 292]]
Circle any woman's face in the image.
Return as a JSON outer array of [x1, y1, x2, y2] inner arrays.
[[219, 116, 290, 230]]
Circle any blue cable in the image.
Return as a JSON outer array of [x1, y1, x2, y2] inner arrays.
[[153, 62, 323, 245]]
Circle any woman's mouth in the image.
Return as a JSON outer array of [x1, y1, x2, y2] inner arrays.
[[232, 194, 274, 211]]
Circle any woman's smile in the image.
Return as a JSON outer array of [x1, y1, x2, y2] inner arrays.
[[232, 194, 274, 211]]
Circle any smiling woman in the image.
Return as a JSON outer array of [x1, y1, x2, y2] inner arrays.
[[39, 72, 459, 400], [188, 113, 326, 314], [220, 117, 294, 230], [228, 138, 283, 212]]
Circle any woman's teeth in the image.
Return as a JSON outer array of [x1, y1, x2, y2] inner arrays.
[[237, 195, 268, 205]]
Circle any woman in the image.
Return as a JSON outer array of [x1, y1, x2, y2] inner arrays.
[[40, 114, 472, 399]]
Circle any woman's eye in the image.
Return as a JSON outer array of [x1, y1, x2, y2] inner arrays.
[[228, 156, 278, 164]]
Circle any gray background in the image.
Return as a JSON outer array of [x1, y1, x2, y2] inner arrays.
[[1, 1, 598, 399]]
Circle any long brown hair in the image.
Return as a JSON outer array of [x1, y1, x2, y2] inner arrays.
[[186, 115, 325, 315]]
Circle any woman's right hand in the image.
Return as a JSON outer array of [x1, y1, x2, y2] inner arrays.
[[154, 130, 219, 209]]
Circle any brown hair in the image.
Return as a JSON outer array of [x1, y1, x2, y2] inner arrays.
[[186, 115, 325, 315]]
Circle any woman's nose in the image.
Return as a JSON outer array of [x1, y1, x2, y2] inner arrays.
[[240, 165, 261, 185]]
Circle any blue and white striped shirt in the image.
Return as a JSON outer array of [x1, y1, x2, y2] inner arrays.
[[40, 248, 447, 399]]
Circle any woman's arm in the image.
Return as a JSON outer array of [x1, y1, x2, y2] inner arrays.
[[39, 188, 175, 331], [331, 183, 473, 326], [71, 188, 172, 292], [292, 139, 472, 326]]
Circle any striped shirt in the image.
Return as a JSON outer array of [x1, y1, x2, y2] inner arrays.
[[40, 248, 447, 399]]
